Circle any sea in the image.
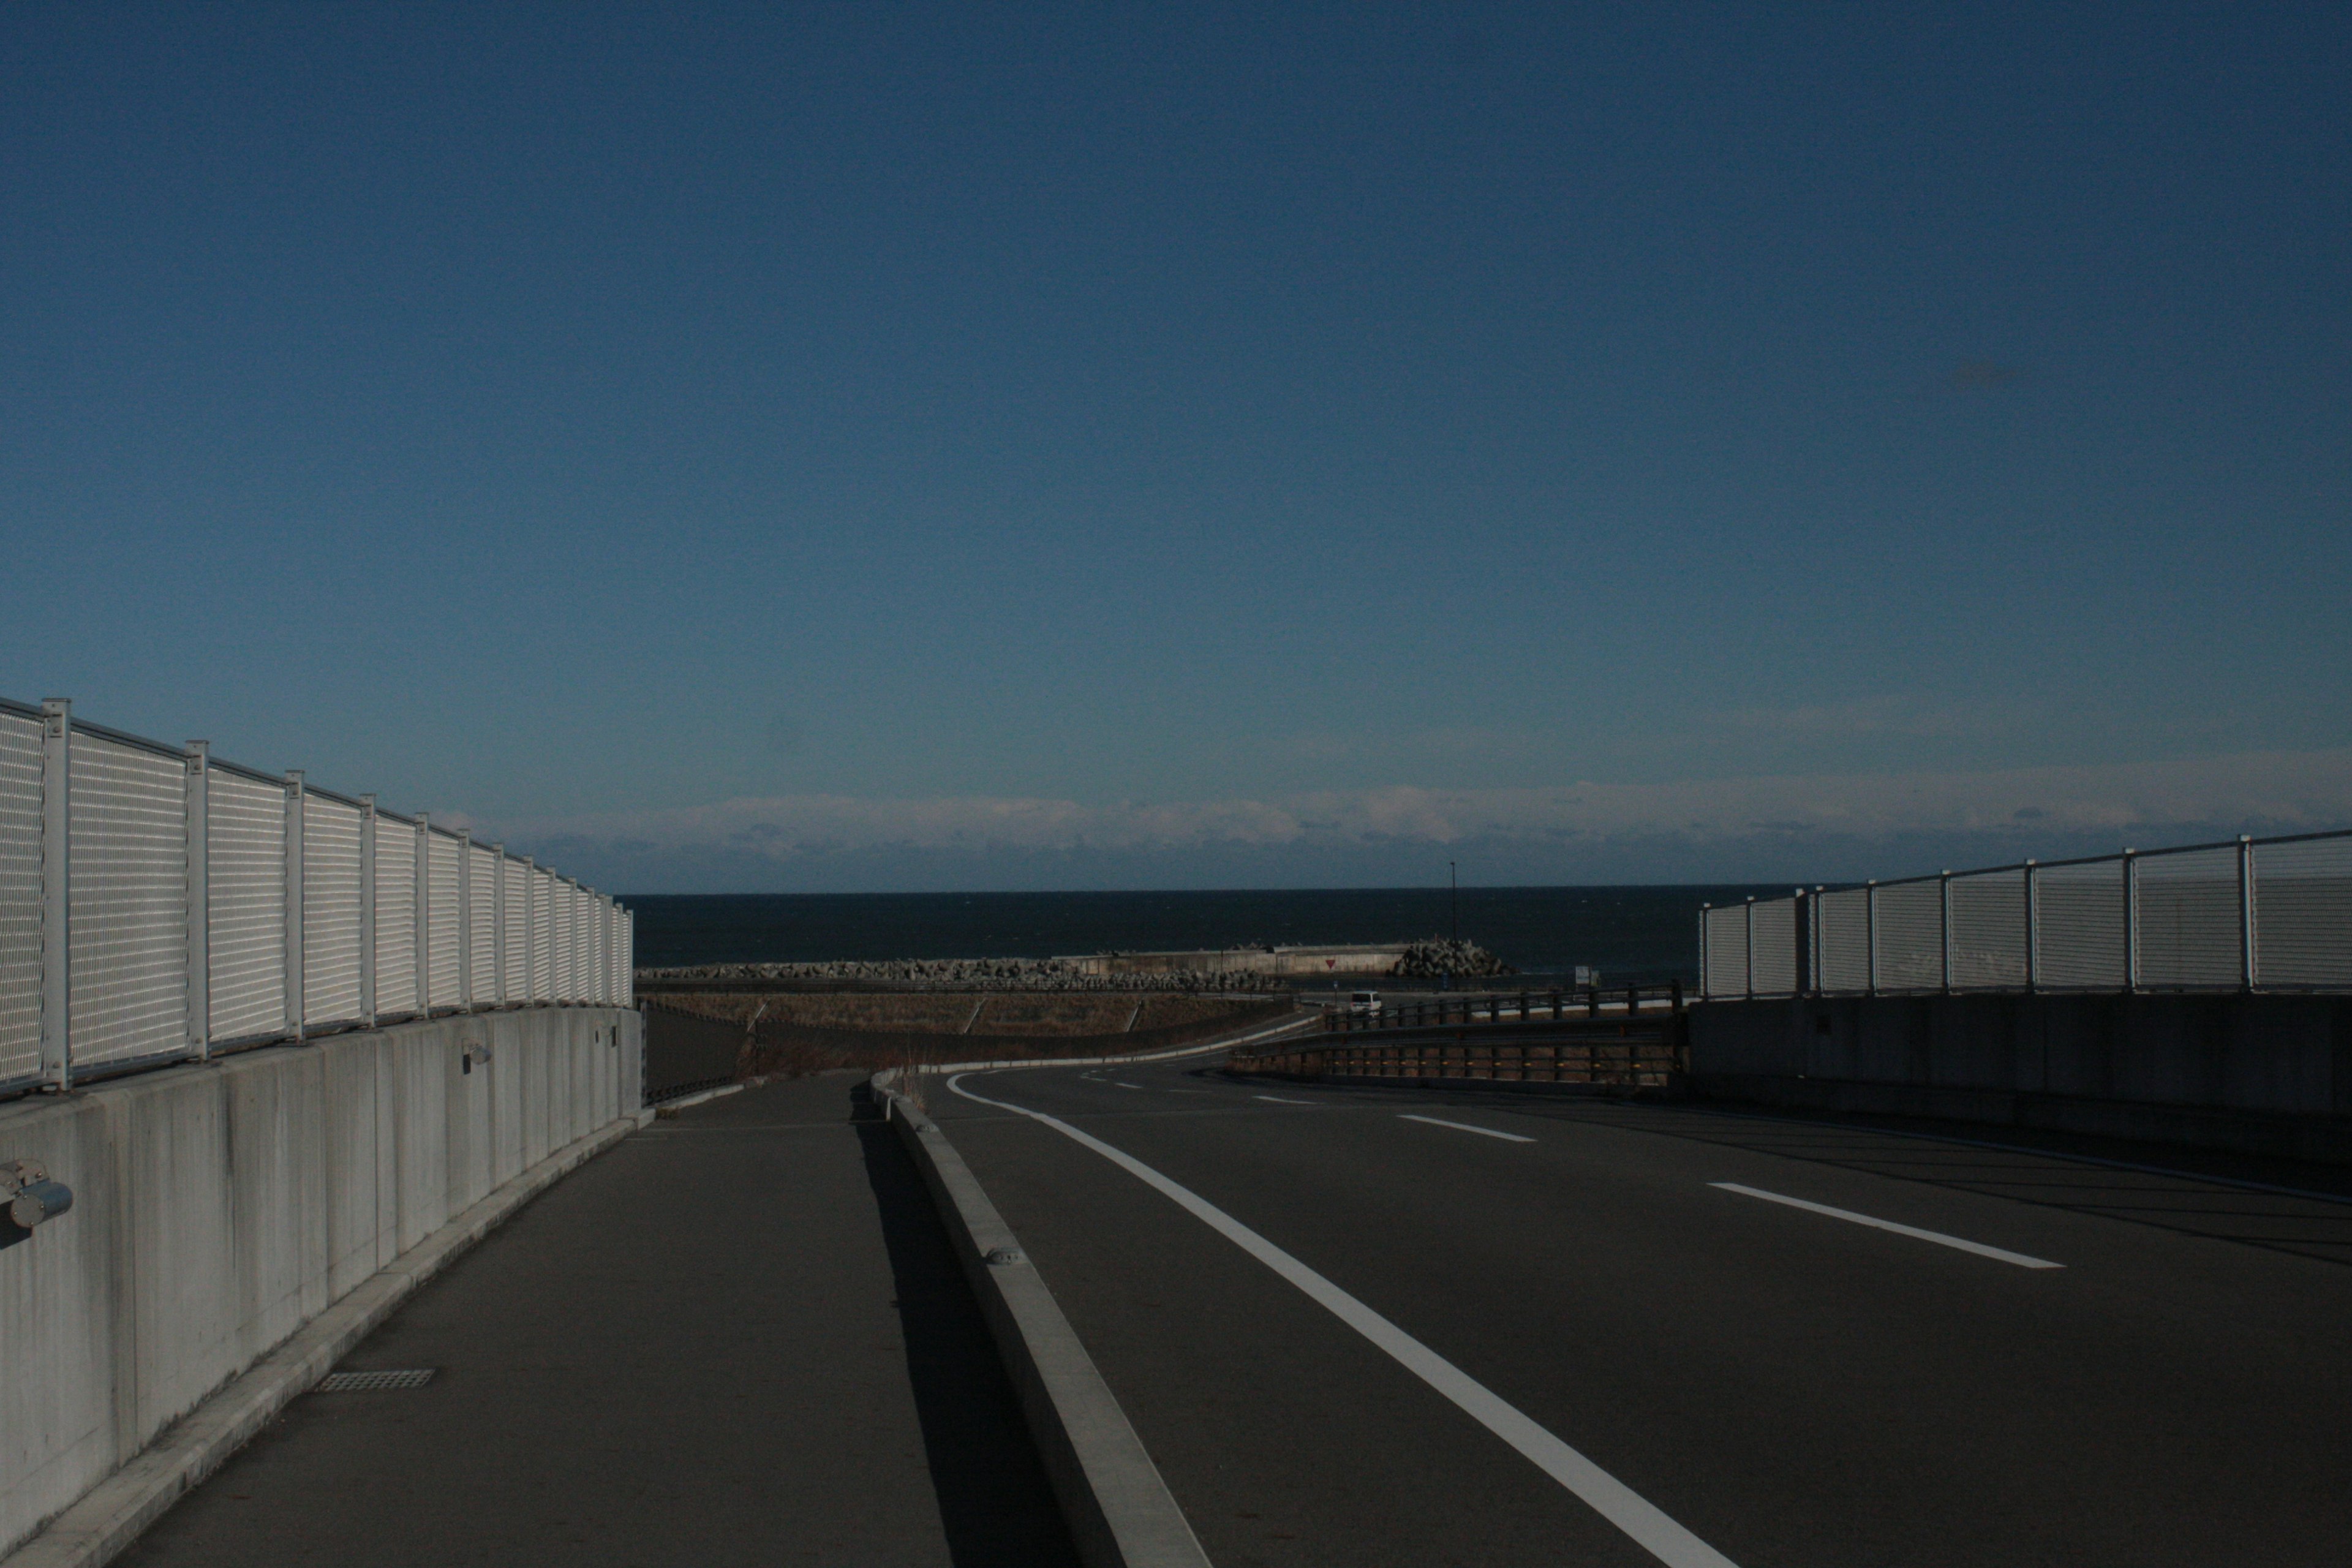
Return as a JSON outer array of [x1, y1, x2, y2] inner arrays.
[[624, 885, 1790, 985]]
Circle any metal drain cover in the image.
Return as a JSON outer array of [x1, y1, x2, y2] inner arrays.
[[316, 1368, 437, 1392]]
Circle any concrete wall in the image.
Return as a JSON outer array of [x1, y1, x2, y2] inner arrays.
[[0, 1007, 643, 1558], [1689, 993, 2352, 1162]]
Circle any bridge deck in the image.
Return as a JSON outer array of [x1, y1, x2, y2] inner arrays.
[[932, 1055, 2352, 1567], [113, 1076, 1077, 1568]]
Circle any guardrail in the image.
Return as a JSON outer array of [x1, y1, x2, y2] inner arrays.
[[0, 696, 631, 1097], [1698, 827, 2352, 1000], [1317, 985, 1686, 1032], [1230, 990, 1687, 1088]]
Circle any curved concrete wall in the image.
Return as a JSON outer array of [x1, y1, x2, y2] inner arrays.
[[0, 1008, 643, 1557]]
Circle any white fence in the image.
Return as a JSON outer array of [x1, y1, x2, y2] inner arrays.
[[1700, 829, 2352, 1000], [0, 697, 631, 1095]]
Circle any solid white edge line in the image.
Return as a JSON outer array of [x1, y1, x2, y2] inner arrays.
[[949, 1072, 1742, 1568], [1710, 1183, 2064, 1269], [1398, 1114, 1536, 1144]]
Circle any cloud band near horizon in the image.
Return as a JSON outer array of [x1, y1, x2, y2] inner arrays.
[[475, 747, 2352, 893]]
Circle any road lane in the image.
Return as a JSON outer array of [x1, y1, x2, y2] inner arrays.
[[924, 1055, 2352, 1567]]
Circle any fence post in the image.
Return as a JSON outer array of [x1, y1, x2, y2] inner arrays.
[[458, 827, 473, 1012], [2238, 835, 2256, 992], [1865, 881, 1879, 998], [285, 771, 305, 1041], [2022, 859, 2038, 995], [1744, 897, 1755, 1001], [358, 795, 377, 1027], [39, 700, 70, 1090], [2122, 848, 2139, 992], [1939, 870, 1953, 995], [415, 814, 433, 1015], [185, 742, 211, 1060], [492, 843, 507, 1007]]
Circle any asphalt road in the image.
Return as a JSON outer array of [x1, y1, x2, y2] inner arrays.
[[925, 1055, 2352, 1568], [115, 1075, 1078, 1568]]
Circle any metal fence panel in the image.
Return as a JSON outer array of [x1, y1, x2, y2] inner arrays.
[[374, 816, 417, 1017], [571, 884, 592, 1003], [1751, 899, 1798, 996], [1949, 868, 2027, 990], [552, 881, 575, 1001], [467, 841, 498, 1005], [67, 733, 190, 1069], [0, 712, 42, 1086], [1817, 887, 1870, 993], [1874, 881, 1943, 992], [2136, 845, 2242, 989], [1701, 905, 1747, 998], [207, 767, 287, 1045], [301, 795, 364, 1028], [620, 910, 633, 1005], [502, 855, 529, 1002], [2036, 859, 2125, 989], [2255, 835, 2352, 988], [426, 831, 461, 1011], [532, 867, 556, 1003]]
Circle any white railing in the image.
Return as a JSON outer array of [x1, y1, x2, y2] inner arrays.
[[1699, 829, 2352, 1000], [0, 696, 632, 1095]]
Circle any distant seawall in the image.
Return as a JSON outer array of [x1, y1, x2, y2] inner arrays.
[[1061, 944, 1408, 978]]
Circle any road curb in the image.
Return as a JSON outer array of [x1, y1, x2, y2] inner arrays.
[[880, 1090, 1210, 1568], [1, 1107, 655, 1568]]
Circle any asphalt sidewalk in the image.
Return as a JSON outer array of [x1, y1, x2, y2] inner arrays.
[[113, 1074, 1078, 1568]]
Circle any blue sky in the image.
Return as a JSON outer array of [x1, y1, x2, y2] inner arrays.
[[4, 3, 2346, 891]]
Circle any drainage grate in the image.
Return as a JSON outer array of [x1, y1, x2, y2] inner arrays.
[[315, 1368, 437, 1393]]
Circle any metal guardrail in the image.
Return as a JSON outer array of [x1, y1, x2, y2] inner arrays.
[[1228, 989, 1687, 1088], [0, 696, 632, 1097], [1314, 986, 1686, 1032], [1698, 827, 2352, 1000]]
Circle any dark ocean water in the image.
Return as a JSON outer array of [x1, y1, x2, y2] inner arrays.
[[624, 885, 1790, 983]]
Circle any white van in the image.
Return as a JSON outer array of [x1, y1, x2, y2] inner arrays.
[[1348, 990, 1382, 1017]]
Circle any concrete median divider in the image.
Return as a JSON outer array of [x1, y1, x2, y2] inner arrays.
[[863, 1018, 1317, 1568], [876, 1085, 1209, 1568]]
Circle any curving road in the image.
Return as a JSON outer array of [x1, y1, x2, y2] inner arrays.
[[927, 1053, 2352, 1567]]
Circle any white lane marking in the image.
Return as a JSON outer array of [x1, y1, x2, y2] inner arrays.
[[949, 1074, 1741, 1568], [1114, 1082, 1147, 1089], [1710, 1183, 2064, 1270], [1400, 1114, 1535, 1144], [1254, 1094, 1317, 1105]]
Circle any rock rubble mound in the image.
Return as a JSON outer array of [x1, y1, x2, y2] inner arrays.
[[1389, 937, 1513, 979]]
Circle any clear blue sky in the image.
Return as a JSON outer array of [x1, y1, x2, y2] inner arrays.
[[4, 3, 2346, 890]]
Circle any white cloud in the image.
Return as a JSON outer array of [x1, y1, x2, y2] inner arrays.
[[496, 746, 2352, 862]]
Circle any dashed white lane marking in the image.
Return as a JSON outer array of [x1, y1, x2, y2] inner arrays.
[[1710, 1183, 2064, 1270], [1400, 1114, 1535, 1144], [1254, 1094, 1317, 1105], [948, 1074, 1742, 1568], [1114, 1082, 1146, 1089]]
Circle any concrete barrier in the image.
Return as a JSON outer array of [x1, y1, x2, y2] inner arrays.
[[878, 1087, 1209, 1568], [1689, 993, 2352, 1163], [0, 1007, 644, 1560]]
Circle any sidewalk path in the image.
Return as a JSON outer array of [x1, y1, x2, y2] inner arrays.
[[116, 1074, 1078, 1568]]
